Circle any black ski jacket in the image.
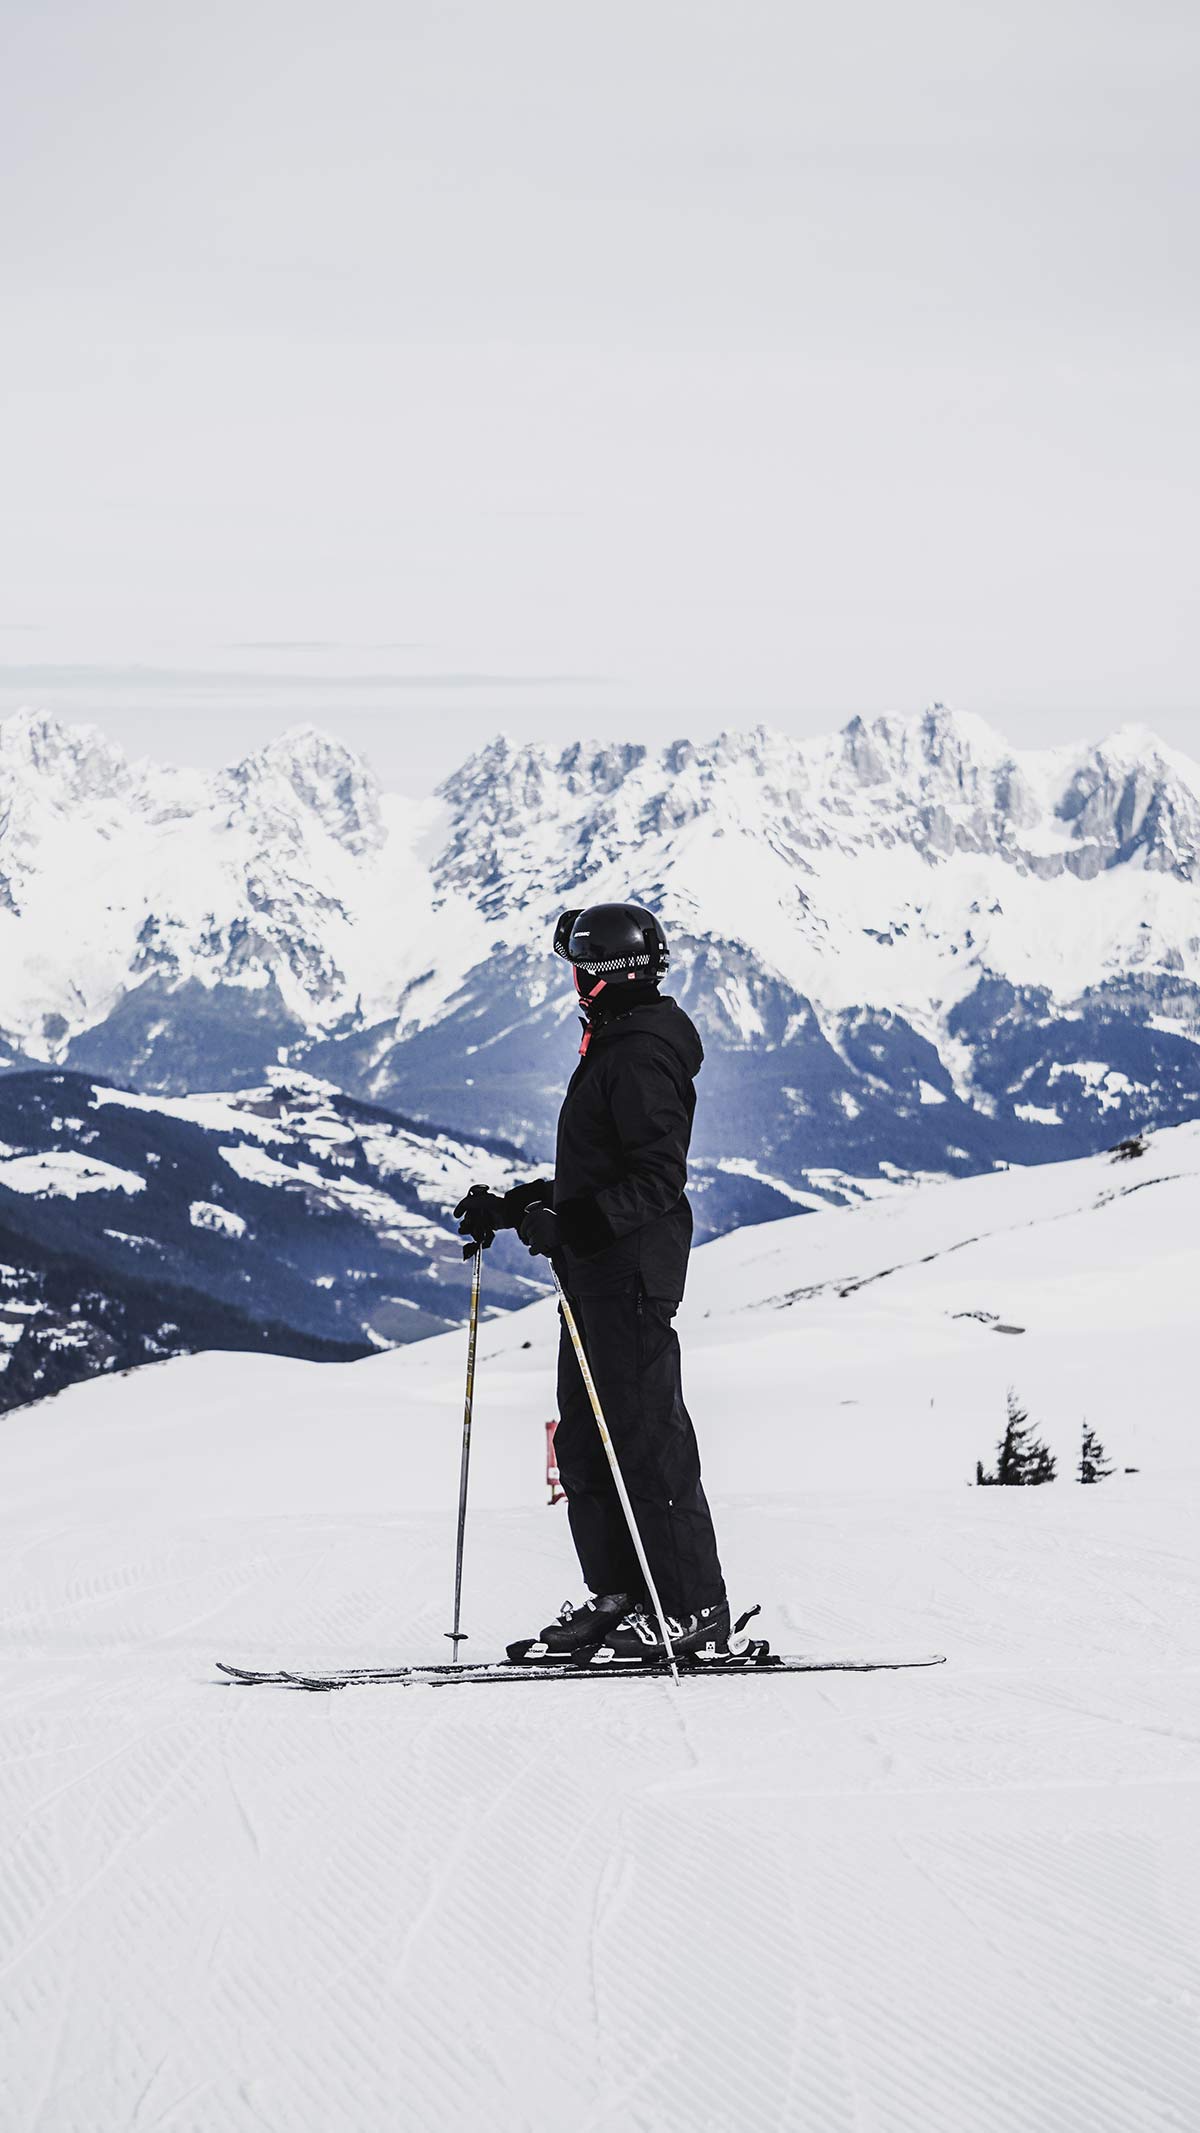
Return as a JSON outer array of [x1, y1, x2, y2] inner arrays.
[[548, 995, 704, 1300]]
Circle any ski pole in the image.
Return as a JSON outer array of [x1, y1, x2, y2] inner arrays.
[[551, 1270, 680, 1687], [445, 1243, 483, 1661]]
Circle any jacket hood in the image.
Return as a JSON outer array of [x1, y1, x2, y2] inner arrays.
[[588, 994, 703, 1078]]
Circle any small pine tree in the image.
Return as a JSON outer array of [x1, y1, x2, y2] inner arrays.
[[1023, 1435, 1058, 1486], [1078, 1420, 1114, 1484], [978, 1387, 1057, 1485]]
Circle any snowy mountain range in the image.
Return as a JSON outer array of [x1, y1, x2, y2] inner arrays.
[[3, 704, 1200, 1228], [0, 1067, 536, 1413]]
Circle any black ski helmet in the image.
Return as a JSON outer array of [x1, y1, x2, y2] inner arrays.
[[553, 902, 669, 995]]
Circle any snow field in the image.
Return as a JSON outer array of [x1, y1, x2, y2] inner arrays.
[[2, 1128, 1199, 2130]]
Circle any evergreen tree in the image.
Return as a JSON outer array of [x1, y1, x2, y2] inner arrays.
[[977, 1387, 1057, 1485], [1078, 1420, 1114, 1484], [1023, 1435, 1058, 1486]]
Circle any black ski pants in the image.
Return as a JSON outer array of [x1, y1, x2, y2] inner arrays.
[[554, 1278, 726, 1618]]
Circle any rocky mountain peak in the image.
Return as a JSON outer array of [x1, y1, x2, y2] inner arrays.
[[0, 708, 132, 807], [832, 704, 1010, 795], [218, 725, 384, 856], [438, 732, 541, 821], [1057, 730, 1200, 880]]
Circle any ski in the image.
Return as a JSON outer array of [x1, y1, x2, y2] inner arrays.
[[217, 1649, 946, 1692]]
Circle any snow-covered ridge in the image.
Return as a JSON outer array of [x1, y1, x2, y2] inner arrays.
[[3, 702, 1198, 1060], [440, 708, 1200, 894], [0, 1064, 541, 1412], [434, 710, 1200, 1040], [0, 709, 482, 1049]]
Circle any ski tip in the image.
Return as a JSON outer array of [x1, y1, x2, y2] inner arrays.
[[775, 1651, 948, 1672]]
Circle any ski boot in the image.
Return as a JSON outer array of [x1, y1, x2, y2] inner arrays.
[[597, 1599, 732, 1665], [507, 1592, 632, 1665]]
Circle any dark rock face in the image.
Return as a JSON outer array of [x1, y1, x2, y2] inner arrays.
[[66, 979, 307, 1095]]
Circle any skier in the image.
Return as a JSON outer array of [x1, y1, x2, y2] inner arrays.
[[454, 902, 729, 1661]]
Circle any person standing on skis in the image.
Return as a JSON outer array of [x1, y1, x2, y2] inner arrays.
[[454, 902, 729, 1661]]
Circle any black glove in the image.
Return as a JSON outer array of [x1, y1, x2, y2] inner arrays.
[[500, 1179, 554, 1227], [454, 1179, 556, 1258], [453, 1184, 506, 1257], [519, 1204, 560, 1259]]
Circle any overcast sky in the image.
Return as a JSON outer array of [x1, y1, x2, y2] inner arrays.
[[1, 0, 1197, 790]]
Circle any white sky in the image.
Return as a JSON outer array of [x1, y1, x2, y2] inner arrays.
[[1, 0, 1197, 790]]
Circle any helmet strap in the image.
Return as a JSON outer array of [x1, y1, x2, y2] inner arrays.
[[574, 971, 607, 1053]]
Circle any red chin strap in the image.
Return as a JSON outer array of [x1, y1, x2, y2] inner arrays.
[[574, 970, 607, 1055]]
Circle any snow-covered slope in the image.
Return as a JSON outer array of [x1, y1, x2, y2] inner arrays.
[[4, 706, 1200, 1213], [2, 1131, 1198, 2129], [0, 1066, 538, 1411]]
